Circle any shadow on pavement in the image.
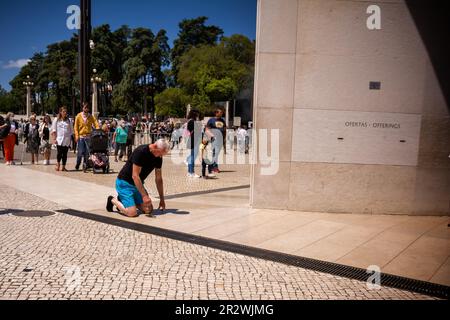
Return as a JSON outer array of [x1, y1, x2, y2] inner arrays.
[[0, 208, 25, 215], [152, 209, 190, 216]]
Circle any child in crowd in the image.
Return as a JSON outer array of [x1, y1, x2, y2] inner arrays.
[[199, 137, 216, 179]]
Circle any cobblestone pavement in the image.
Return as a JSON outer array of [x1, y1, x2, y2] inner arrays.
[[13, 144, 251, 197], [0, 185, 436, 300]]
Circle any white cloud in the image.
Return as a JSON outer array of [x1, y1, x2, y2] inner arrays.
[[2, 59, 31, 69]]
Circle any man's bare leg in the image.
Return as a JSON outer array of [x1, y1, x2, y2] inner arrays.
[[111, 197, 138, 218], [137, 203, 154, 217]]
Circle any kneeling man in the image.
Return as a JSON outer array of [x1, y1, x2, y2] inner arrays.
[[107, 139, 170, 217]]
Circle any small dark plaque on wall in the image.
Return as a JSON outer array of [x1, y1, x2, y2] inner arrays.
[[370, 81, 381, 90]]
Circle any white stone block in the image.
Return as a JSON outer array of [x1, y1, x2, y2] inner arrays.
[[291, 109, 422, 166]]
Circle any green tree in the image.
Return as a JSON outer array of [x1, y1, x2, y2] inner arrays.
[[171, 17, 223, 84], [4, 20, 255, 119], [91, 24, 115, 82], [155, 88, 189, 118], [191, 93, 211, 115], [221, 34, 255, 65], [113, 27, 170, 114], [37, 37, 77, 115], [205, 78, 238, 102], [176, 34, 255, 114], [0, 85, 14, 113], [220, 34, 255, 92], [177, 44, 250, 104], [111, 25, 131, 85]]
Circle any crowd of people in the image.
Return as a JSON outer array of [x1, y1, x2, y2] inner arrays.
[[0, 105, 177, 169], [1, 104, 251, 218], [0, 105, 250, 175], [183, 108, 250, 179]]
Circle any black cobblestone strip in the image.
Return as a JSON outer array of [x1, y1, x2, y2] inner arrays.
[[0, 208, 25, 215], [57, 208, 449, 299], [163, 185, 250, 200]]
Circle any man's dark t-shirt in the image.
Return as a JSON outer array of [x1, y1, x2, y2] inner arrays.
[[118, 145, 163, 185]]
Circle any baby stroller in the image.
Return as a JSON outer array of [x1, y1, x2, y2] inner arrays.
[[86, 129, 110, 174]]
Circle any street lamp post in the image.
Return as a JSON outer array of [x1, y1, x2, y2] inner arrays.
[[91, 69, 102, 120], [23, 76, 34, 118], [106, 83, 113, 117], [79, 0, 91, 106]]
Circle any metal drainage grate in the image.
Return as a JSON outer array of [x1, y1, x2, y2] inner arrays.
[[12, 210, 56, 218], [58, 208, 450, 300]]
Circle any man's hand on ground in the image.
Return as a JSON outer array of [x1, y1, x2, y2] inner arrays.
[[158, 200, 166, 211], [147, 203, 154, 215], [143, 195, 152, 206]]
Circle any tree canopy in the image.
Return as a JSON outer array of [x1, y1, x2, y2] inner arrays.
[[3, 17, 255, 118], [176, 36, 254, 114], [171, 16, 224, 84], [154, 87, 190, 118]]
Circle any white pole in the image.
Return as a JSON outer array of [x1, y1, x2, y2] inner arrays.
[[186, 104, 191, 118], [225, 101, 230, 127], [92, 81, 98, 119], [26, 86, 31, 118]]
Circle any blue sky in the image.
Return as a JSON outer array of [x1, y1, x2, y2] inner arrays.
[[0, 0, 257, 91]]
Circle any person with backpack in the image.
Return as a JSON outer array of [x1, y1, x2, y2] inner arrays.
[[24, 115, 40, 165], [0, 113, 19, 165]]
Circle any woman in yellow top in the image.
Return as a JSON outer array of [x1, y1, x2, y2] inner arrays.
[[73, 102, 100, 171]]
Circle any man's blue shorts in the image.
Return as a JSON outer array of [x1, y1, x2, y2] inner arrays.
[[116, 179, 143, 209]]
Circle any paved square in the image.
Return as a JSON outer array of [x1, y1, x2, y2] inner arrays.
[[0, 185, 438, 300]]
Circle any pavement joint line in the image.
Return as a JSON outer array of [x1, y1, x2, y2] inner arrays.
[[381, 220, 448, 270], [56, 208, 450, 299], [163, 184, 251, 200], [335, 218, 413, 265], [429, 257, 450, 283]]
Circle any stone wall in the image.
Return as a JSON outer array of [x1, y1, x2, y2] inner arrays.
[[250, 0, 449, 215]]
